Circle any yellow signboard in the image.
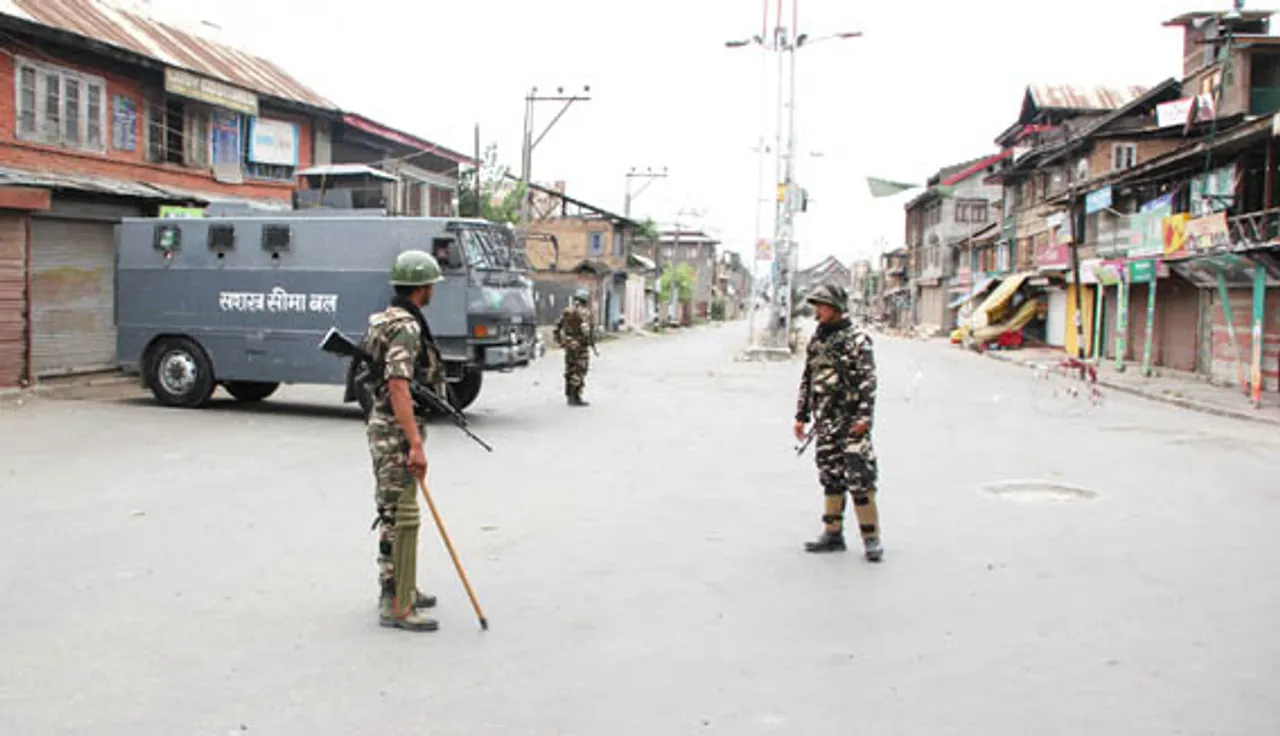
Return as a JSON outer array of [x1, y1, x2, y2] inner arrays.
[[164, 68, 259, 117]]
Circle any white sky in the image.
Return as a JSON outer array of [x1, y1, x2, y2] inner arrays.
[[149, 0, 1231, 267]]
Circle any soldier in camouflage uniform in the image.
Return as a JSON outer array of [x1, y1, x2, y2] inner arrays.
[[794, 283, 883, 561], [554, 287, 595, 406], [362, 250, 448, 631]]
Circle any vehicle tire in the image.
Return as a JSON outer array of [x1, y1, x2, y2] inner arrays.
[[147, 337, 215, 408], [448, 368, 483, 411], [224, 381, 279, 403]]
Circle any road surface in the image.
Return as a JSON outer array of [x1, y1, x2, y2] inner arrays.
[[1, 318, 1277, 734]]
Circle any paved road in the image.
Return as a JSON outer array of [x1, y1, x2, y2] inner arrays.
[[2, 319, 1278, 735]]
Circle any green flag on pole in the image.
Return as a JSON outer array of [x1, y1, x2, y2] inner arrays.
[[865, 177, 919, 198]]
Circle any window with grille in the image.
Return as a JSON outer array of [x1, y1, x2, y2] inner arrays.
[[14, 56, 107, 152], [1111, 144, 1138, 172]]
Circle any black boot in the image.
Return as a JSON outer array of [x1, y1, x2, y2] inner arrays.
[[863, 537, 884, 563], [569, 392, 590, 407], [804, 531, 847, 553]]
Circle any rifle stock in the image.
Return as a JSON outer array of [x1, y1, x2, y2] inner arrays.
[[318, 328, 494, 452]]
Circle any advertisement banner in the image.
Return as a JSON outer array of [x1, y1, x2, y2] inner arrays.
[[1184, 212, 1231, 253], [1129, 193, 1174, 258], [1085, 185, 1113, 215], [1162, 213, 1192, 260], [1190, 163, 1236, 217], [248, 118, 299, 166], [755, 239, 773, 262]]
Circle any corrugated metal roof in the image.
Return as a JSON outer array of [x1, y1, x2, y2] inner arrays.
[[0, 0, 334, 109], [0, 164, 287, 208], [1028, 84, 1149, 112], [297, 164, 401, 182]]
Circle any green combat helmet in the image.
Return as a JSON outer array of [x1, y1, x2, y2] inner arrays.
[[390, 250, 444, 286], [573, 287, 590, 303], [805, 283, 848, 312]]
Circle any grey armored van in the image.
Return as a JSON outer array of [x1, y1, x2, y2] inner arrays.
[[115, 212, 541, 414]]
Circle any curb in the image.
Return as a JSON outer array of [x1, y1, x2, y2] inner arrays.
[[980, 350, 1280, 427], [0, 373, 139, 403]]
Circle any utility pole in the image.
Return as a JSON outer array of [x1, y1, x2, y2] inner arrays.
[[519, 85, 592, 230], [624, 166, 668, 218], [473, 123, 481, 215]]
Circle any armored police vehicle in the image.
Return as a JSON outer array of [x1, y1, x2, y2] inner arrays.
[[115, 212, 541, 415]]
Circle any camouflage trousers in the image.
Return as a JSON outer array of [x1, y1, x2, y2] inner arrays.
[[563, 344, 590, 396], [814, 417, 880, 540], [367, 417, 425, 615]]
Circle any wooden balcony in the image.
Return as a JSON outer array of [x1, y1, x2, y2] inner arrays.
[[1229, 208, 1280, 247]]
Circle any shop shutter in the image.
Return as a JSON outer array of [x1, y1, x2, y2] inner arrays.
[[30, 218, 117, 376], [0, 213, 25, 386]]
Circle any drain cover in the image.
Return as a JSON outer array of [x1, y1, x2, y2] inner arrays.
[[982, 480, 1097, 502]]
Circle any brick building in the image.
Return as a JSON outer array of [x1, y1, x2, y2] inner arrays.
[[0, 0, 342, 386], [521, 180, 641, 330], [0, 0, 470, 388]]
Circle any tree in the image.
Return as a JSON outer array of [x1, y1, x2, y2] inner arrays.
[[634, 217, 660, 243], [658, 262, 695, 305], [458, 143, 525, 224]]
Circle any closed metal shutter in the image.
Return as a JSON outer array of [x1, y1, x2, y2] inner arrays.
[[1157, 276, 1201, 373], [30, 218, 117, 376], [0, 212, 25, 387]]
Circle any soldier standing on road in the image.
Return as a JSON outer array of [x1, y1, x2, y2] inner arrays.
[[794, 284, 883, 562], [554, 287, 595, 407], [362, 250, 447, 631]]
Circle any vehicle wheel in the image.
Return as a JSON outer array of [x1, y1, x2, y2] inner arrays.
[[224, 381, 279, 403], [147, 337, 215, 408], [447, 368, 483, 411]]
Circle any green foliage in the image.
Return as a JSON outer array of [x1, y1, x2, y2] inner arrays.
[[458, 143, 524, 224], [634, 217, 660, 242], [710, 297, 726, 321], [658, 262, 695, 304]]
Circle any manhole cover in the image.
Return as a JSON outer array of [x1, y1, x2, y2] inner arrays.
[[982, 480, 1097, 503]]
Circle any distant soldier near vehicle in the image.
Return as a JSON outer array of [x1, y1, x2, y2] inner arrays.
[[793, 283, 883, 561], [554, 287, 596, 406], [363, 250, 447, 631]]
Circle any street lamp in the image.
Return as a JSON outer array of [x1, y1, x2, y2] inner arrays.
[[726, 4, 861, 353]]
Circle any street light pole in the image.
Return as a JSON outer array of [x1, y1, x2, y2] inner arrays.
[[726, 2, 860, 353]]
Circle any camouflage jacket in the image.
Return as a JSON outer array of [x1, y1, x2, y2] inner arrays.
[[796, 318, 876, 430], [554, 304, 594, 349], [361, 305, 444, 423]]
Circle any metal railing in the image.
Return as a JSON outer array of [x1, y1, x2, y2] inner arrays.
[[1229, 208, 1280, 247]]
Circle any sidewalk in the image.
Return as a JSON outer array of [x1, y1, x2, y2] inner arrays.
[[977, 344, 1280, 426], [0, 370, 141, 406]]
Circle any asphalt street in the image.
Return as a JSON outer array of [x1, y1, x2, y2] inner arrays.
[[1, 317, 1278, 735]]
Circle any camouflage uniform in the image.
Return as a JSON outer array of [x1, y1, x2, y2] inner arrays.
[[363, 300, 446, 628], [796, 285, 882, 560], [554, 291, 595, 405]]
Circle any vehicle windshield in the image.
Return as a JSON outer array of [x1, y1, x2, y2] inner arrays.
[[459, 226, 526, 271]]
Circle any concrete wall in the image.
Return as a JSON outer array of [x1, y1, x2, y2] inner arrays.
[[532, 272, 603, 327]]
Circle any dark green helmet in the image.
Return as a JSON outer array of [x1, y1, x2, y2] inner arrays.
[[390, 249, 444, 286], [806, 283, 848, 312], [574, 287, 590, 303]]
